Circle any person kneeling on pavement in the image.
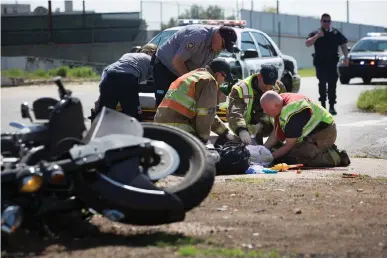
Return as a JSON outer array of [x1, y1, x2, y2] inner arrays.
[[93, 43, 157, 121], [227, 64, 287, 146], [154, 58, 236, 145], [259, 91, 351, 167]]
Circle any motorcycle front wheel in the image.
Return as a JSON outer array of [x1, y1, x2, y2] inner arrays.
[[141, 122, 216, 212]]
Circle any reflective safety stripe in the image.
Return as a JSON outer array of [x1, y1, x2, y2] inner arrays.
[[233, 82, 250, 105], [159, 99, 196, 118], [159, 69, 215, 118], [274, 81, 281, 92], [196, 108, 208, 116], [159, 123, 195, 133], [239, 82, 250, 105], [327, 148, 341, 166]]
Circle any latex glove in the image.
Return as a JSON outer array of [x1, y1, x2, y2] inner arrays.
[[225, 132, 236, 141], [239, 130, 252, 145], [207, 149, 220, 164], [205, 141, 215, 149], [257, 146, 274, 163], [254, 123, 264, 134]]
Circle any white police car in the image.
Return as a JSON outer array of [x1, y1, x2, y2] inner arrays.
[[134, 19, 301, 94], [338, 32, 387, 84]]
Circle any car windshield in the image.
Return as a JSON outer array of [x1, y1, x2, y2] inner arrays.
[[351, 39, 387, 52], [149, 30, 178, 47]]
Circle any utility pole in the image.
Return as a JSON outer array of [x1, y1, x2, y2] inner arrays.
[[48, 0, 52, 42], [236, 0, 239, 19], [160, 2, 162, 30], [346, 0, 350, 23], [82, 0, 86, 28], [177, 3, 180, 19], [140, 0, 143, 19], [250, 0, 253, 28], [277, 0, 281, 49]]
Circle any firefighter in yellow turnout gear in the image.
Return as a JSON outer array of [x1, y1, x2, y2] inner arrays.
[[154, 58, 235, 144], [227, 65, 287, 145]]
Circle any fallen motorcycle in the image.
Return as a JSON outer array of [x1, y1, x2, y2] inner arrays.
[[1, 77, 216, 242]]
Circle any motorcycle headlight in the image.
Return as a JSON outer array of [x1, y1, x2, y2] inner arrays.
[[20, 175, 43, 193]]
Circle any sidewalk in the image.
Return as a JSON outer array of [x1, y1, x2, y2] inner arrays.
[[215, 158, 387, 182]]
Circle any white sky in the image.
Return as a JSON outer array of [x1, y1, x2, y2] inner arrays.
[[4, 0, 387, 30]]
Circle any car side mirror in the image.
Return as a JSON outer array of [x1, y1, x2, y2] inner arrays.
[[21, 102, 33, 122], [347, 46, 351, 52], [241, 49, 259, 60]]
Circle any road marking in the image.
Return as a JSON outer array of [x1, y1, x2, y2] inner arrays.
[[338, 117, 387, 127]]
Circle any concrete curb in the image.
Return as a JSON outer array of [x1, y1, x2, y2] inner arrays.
[[215, 158, 387, 181], [1, 77, 100, 87]]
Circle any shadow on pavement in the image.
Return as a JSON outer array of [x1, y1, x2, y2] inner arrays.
[[2, 221, 202, 256], [343, 81, 387, 86]]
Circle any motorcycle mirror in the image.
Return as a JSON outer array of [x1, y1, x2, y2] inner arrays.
[[21, 102, 33, 123], [54, 76, 72, 99]]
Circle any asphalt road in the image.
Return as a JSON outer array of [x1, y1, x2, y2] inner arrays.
[[1, 77, 387, 158]]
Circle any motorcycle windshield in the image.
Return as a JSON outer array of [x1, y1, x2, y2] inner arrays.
[[83, 107, 143, 144]]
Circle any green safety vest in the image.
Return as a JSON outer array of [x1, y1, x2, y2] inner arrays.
[[279, 98, 334, 143], [231, 74, 280, 133]]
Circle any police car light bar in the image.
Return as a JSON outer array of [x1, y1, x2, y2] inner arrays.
[[366, 32, 387, 37], [178, 19, 247, 28]]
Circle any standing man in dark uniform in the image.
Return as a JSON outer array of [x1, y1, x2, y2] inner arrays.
[[306, 13, 349, 115], [153, 24, 237, 107]]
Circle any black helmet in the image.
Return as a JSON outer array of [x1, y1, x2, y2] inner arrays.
[[215, 141, 250, 175]]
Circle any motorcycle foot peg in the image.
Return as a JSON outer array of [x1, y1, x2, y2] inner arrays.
[[102, 209, 125, 222]]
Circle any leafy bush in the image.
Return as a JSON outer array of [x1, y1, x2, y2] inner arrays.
[[357, 88, 387, 114], [2, 66, 98, 80]]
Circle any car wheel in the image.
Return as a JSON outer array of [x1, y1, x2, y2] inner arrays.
[[339, 76, 350, 84], [281, 74, 293, 92], [362, 77, 372, 84]]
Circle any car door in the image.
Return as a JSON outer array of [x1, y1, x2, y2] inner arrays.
[[250, 31, 284, 79], [239, 31, 267, 78]]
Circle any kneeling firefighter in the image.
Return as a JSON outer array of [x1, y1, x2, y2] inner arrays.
[[227, 65, 287, 145], [154, 58, 235, 145]]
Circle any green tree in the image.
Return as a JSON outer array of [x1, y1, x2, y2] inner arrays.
[[161, 17, 178, 30], [262, 5, 277, 13], [161, 4, 235, 30], [205, 5, 224, 19]]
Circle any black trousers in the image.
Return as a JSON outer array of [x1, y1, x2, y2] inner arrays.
[[96, 72, 142, 121], [315, 64, 339, 105], [153, 59, 178, 107]]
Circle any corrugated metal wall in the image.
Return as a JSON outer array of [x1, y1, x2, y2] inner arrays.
[[1, 12, 144, 45], [241, 10, 385, 68]]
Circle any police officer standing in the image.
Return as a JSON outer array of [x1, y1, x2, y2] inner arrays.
[[306, 13, 349, 115], [153, 24, 237, 106]]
